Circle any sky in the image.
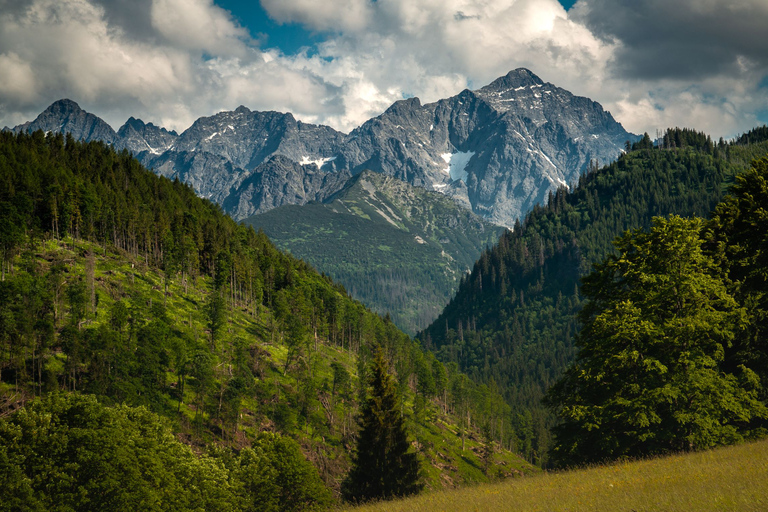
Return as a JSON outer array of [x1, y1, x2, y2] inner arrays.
[[0, 0, 767, 139]]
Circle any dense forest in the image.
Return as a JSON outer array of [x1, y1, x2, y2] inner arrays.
[[419, 128, 768, 464], [0, 131, 532, 510], [547, 157, 768, 465]]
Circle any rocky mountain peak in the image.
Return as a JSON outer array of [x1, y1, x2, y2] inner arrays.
[[14, 98, 117, 144], [384, 97, 422, 115], [115, 116, 178, 155], [46, 98, 85, 115], [480, 68, 544, 93]]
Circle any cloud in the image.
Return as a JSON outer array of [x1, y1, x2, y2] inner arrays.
[[0, 52, 37, 105], [260, 0, 373, 33], [0, 0, 766, 139], [565, 0, 768, 136], [150, 0, 251, 57], [572, 0, 768, 81]]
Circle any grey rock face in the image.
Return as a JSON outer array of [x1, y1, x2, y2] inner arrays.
[[138, 150, 247, 204], [13, 99, 118, 144], [115, 117, 178, 155], [337, 68, 634, 225], [222, 155, 352, 220], [173, 106, 345, 171], [14, 69, 636, 225]]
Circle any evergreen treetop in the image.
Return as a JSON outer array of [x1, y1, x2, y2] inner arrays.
[[342, 347, 422, 503]]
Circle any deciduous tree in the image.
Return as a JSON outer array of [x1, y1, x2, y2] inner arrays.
[[546, 216, 766, 466]]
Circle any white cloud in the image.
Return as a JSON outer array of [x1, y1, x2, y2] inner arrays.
[[0, 52, 37, 104], [150, 0, 250, 57], [0, 0, 766, 139], [260, 0, 373, 33]]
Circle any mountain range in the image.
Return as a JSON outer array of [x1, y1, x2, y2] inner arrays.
[[8, 68, 636, 227]]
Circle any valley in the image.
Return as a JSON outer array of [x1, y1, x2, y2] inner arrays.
[[244, 171, 505, 334]]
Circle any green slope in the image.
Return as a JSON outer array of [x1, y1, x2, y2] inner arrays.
[[243, 171, 504, 335], [419, 132, 768, 465], [0, 131, 535, 509], [348, 438, 768, 512]]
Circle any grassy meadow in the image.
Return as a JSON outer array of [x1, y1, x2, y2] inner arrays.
[[345, 438, 768, 512]]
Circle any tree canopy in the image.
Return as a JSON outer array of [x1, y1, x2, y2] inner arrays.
[[546, 216, 766, 466]]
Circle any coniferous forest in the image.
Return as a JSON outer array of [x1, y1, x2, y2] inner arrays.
[[419, 129, 768, 465]]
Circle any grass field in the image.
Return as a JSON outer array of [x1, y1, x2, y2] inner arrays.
[[345, 438, 768, 512]]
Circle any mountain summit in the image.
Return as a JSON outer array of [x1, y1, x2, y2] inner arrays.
[[12, 69, 636, 226], [480, 68, 545, 92], [14, 99, 118, 144]]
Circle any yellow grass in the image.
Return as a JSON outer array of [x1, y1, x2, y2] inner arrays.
[[345, 438, 768, 512]]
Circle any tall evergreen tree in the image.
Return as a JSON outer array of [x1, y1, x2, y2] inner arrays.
[[342, 347, 422, 502]]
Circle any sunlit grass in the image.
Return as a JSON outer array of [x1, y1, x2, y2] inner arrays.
[[345, 438, 768, 512]]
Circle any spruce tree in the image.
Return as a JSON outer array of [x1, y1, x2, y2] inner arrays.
[[342, 347, 422, 502]]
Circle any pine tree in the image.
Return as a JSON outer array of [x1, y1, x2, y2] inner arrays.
[[342, 347, 422, 503]]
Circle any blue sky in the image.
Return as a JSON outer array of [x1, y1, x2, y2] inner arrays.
[[0, 0, 766, 138], [215, 0, 319, 55]]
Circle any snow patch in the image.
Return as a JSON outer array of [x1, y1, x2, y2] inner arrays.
[[429, 124, 434, 131], [515, 86, 525, 91], [591, 134, 600, 139], [144, 139, 163, 155], [300, 156, 336, 168], [540, 152, 557, 169], [440, 151, 475, 182], [206, 132, 218, 140]]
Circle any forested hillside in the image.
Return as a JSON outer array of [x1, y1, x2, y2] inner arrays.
[[244, 171, 504, 335], [419, 129, 768, 464], [0, 131, 534, 510]]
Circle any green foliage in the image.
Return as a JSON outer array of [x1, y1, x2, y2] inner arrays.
[[233, 433, 333, 512], [734, 125, 768, 146], [0, 393, 236, 512], [706, 157, 768, 403], [546, 216, 766, 466], [206, 289, 227, 349], [343, 348, 423, 502]]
